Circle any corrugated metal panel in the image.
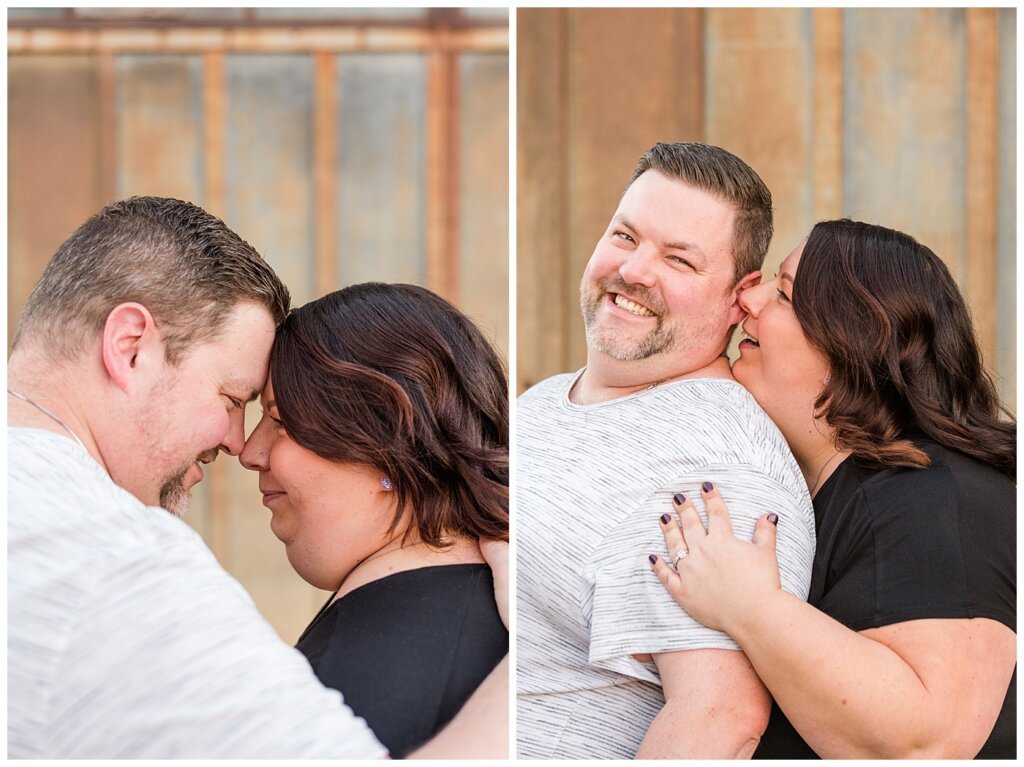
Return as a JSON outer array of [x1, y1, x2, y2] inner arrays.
[[8, 16, 508, 643], [337, 54, 427, 286], [459, 52, 509, 362], [517, 7, 1014, 411]]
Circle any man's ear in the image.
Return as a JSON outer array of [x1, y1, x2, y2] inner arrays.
[[727, 270, 761, 326], [101, 303, 162, 391]]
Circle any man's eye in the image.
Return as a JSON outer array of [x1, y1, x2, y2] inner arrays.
[[668, 255, 693, 269], [228, 396, 243, 409], [613, 231, 635, 244]]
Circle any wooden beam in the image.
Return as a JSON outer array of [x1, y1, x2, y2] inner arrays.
[[965, 8, 999, 368], [516, 8, 568, 392], [426, 28, 460, 302], [202, 50, 230, 564], [313, 51, 338, 295], [674, 8, 704, 141], [97, 50, 118, 204], [8, 26, 508, 54], [813, 8, 843, 221]]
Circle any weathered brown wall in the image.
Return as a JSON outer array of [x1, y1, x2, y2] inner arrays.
[[517, 8, 1015, 412], [8, 11, 509, 642]]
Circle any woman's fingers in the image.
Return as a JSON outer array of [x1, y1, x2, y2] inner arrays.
[[658, 510, 690, 567], [751, 512, 779, 550], [648, 553, 686, 602], [672, 492, 706, 541], [700, 481, 734, 537]]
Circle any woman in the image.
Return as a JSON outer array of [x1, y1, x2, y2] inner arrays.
[[651, 219, 1015, 758], [240, 282, 509, 758]]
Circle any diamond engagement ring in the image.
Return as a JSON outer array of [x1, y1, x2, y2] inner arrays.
[[672, 549, 689, 566]]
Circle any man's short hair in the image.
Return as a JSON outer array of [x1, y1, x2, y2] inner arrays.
[[14, 196, 291, 362], [626, 142, 773, 284]]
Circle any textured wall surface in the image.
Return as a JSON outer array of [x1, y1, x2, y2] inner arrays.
[[517, 8, 1015, 410]]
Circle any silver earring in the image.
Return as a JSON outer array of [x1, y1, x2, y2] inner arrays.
[[380, 476, 393, 490], [824, 374, 832, 385]]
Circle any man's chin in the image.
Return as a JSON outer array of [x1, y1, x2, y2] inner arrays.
[[160, 486, 192, 518], [159, 470, 193, 518], [588, 329, 671, 362]]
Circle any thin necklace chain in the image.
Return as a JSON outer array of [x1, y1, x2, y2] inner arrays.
[[8, 388, 89, 453], [810, 448, 843, 496], [349, 539, 432, 576]]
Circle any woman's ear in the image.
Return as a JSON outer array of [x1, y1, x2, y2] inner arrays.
[[101, 302, 163, 391]]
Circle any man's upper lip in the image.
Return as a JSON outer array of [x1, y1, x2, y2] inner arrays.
[[260, 486, 284, 496]]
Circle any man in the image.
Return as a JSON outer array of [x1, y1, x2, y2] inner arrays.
[[8, 196, 507, 758], [516, 143, 816, 758]]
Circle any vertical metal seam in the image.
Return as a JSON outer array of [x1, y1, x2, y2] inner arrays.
[[965, 7, 999, 369], [314, 50, 338, 296], [202, 50, 230, 565]]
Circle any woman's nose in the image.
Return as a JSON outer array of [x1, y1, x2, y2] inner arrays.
[[239, 420, 270, 472], [738, 280, 770, 316]]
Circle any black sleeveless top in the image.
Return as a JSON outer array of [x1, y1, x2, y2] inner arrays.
[[296, 564, 508, 757], [755, 439, 1015, 758]]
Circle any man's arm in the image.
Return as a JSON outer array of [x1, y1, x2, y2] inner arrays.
[[635, 648, 770, 759]]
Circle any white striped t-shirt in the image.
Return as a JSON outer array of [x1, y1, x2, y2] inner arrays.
[[515, 372, 815, 759], [8, 428, 388, 759]]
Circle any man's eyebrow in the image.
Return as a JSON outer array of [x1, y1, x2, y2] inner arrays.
[[225, 378, 262, 403], [612, 214, 702, 254]]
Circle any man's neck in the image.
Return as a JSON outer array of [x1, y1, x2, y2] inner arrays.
[[570, 352, 734, 405], [8, 349, 105, 468]]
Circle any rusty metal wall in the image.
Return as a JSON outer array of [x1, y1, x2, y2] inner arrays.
[[517, 8, 1015, 412], [8, 10, 509, 642]]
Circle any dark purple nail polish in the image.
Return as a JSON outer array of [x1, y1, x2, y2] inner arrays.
[[767, 513, 779, 525], [673, 493, 686, 506], [660, 513, 671, 525], [648, 554, 658, 565], [702, 481, 714, 493]]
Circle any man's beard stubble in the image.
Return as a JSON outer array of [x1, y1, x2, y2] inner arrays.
[[159, 448, 219, 518], [580, 276, 676, 361]]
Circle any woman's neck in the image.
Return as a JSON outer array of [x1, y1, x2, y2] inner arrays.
[[332, 534, 484, 604], [777, 413, 850, 498]]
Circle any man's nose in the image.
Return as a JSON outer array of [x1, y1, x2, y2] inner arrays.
[[219, 408, 247, 457], [617, 247, 657, 287]]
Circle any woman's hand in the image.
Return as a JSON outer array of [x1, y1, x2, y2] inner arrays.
[[479, 538, 509, 629], [650, 482, 784, 634]]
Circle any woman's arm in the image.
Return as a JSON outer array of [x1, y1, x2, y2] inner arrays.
[[652, 486, 1015, 758]]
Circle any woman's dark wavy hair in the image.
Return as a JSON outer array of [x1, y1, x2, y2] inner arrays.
[[794, 219, 1015, 480], [270, 283, 509, 546]]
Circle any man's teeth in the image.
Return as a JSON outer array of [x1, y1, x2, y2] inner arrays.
[[745, 335, 760, 346], [614, 294, 654, 317]]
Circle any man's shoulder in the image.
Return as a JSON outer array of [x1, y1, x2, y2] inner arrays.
[[519, 371, 577, 397], [649, 379, 788, 442], [9, 427, 201, 554]]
